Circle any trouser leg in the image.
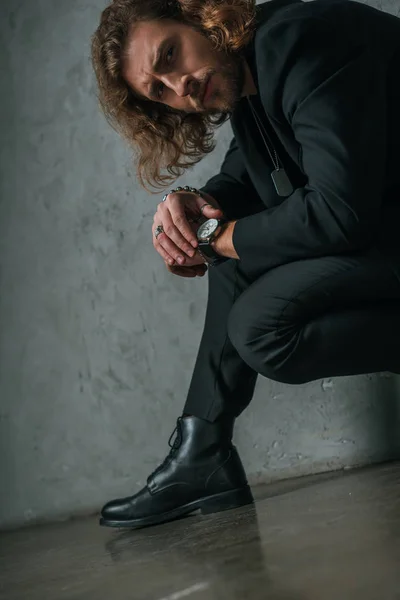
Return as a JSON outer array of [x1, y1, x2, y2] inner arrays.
[[184, 259, 258, 422], [227, 252, 400, 384]]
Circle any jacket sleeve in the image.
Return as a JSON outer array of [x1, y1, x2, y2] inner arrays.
[[233, 15, 389, 273], [200, 136, 265, 220]]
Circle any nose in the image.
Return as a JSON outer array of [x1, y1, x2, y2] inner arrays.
[[161, 72, 194, 98]]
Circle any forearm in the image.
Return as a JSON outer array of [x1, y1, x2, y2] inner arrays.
[[211, 221, 239, 260]]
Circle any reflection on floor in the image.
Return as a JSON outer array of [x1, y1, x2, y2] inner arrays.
[[1, 462, 399, 600]]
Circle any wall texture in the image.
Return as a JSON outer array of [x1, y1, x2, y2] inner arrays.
[[1, 0, 400, 530]]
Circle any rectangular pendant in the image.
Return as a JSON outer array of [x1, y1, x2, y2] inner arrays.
[[271, 168, 294, 197]]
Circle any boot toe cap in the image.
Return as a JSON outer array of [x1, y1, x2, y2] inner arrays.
[[100, 486, 153, 524], [101, 496, 132, 521]]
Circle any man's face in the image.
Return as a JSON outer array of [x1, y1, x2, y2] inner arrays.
[[122, 19, 246, 114]]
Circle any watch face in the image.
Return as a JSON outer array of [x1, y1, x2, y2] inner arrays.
[[197, 218, 219, 241]]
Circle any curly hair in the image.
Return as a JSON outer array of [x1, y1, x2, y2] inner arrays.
[[91, 0, 257, 192]]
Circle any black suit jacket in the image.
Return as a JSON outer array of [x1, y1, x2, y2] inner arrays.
[[201, 0, 400, 275]]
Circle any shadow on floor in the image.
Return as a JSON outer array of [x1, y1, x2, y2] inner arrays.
[[0, 462, 399, 600]]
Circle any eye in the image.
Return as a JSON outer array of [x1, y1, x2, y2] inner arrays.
[[157, 47, 175, 99], [166, 46, 174, 64], [157, 82, 165, 99]]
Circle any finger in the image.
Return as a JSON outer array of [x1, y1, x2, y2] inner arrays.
[[153, 214, 189, 265], [165, 260, 206, 278], [167, 265, 197, 278], [194, 193, 224, 217], [198, 190, 222, 210], [156, 231, 190, 266], [200, 204, 224, 219], [157, 202, 197, 259], [194, 265, 208, 277], [154, 236, 176, 266], [167, 197, 199, 249], [159, 211, 197, 264]]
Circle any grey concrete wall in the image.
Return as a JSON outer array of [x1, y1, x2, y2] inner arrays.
[[0, 0, 399, 530]]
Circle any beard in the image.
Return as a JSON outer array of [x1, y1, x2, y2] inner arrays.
[[200, 53, 246, 115]]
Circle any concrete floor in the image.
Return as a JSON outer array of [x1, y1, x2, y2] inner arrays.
[[0, 462, 399, 600]]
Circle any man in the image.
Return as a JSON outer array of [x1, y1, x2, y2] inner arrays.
[[91, 0, 400, 529]]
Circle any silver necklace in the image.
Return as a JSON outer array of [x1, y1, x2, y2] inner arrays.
[[247, 96, 294, 197]]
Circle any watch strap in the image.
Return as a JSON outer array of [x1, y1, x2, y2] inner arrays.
[[197, 219, 229, 266]]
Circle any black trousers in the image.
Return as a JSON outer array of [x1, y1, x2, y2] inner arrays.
[[184, 249, 400, 422]]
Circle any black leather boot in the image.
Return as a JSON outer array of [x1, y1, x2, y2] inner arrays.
[[100, 415, 253, 529]]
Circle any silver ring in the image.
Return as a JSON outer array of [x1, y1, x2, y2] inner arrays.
[[154, 225, 164, 239]]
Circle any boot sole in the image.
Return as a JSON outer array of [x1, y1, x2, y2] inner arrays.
[[99, 485, 254, 529]]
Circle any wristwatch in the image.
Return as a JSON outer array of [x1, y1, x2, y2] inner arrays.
[[196, 218, 229, 266]]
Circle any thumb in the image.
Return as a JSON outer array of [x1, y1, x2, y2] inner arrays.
[[201, 204, 224, 218]]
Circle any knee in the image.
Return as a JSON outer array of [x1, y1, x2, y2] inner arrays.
[[227, 303, 308, 386]]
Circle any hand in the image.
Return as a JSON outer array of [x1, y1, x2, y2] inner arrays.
[[165, 261, 208, 278], [165, 246, 208, 278], [153, 190, 224, 267]]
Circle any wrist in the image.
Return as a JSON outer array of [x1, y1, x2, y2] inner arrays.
[[211, 221, 239, 260]]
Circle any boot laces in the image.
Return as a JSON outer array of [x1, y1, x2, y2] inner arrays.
[[149, 417, 183, 478]]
